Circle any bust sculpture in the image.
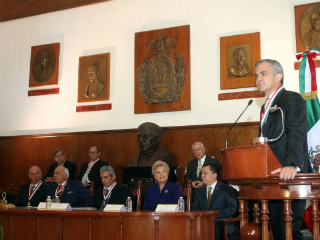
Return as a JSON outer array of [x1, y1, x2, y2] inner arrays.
[[128, 122, 171, 166]]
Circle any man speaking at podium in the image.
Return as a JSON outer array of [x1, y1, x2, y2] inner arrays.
[[255, 59, 312, 240]]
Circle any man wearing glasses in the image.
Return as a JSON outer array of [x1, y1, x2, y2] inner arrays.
[[184, 142, 220, 189], [75, 146, 108, 188]]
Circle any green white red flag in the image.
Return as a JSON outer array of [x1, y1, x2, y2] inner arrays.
[[296, 48, 320, 172]]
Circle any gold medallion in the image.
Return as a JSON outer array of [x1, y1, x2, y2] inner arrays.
[[27, 201, 30, 206]]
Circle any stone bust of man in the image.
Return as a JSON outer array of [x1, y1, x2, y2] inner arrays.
[[128, 122, 171, 166]]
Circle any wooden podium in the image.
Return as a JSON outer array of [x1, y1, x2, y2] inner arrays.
[[221, 142, 320, 240]]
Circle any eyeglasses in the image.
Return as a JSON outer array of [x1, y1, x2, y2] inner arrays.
[[192, 147, 203, 153], [88, 151, 98, 154]]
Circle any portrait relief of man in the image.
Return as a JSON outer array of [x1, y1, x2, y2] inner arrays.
[[83, 63, 105, 99], [78, 53, 110, 102], [229, 48, 250, 77], [32, 48, 55, 83], [300, 6, 320, 50], [227, 44, 252, 78]]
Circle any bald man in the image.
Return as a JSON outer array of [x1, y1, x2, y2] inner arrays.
[[16, 166, 47, 207]]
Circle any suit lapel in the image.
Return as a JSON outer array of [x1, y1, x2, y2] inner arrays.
[[61, 181, 71, 198], [107, 183, 118, 203], [262, 90, 285, 134]]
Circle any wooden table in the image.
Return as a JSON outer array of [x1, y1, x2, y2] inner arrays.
[[0, 208, 220, 240]]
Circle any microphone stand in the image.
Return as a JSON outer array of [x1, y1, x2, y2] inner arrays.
[[225, 99, 253, 148]]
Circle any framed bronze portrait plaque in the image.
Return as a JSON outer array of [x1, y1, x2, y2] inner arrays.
[[220, 32, 260, 90], [134, 25, 190, 114], [78, 53, 110, 103], [295, 2, 320, 53], [29, 43, 60, 87]]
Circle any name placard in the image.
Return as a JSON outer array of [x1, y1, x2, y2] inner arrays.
[[103, 204, 126, 212], [155, 204, 178, 212], [50, 203, 72, 211], [37, 202, 47, 210]]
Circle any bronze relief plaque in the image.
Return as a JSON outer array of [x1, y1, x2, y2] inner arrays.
[[134, 25, 190, 114], [29, 43, 60, 87], [300, 5, 320, 50], [220, 32, 260, 90], [78, 53, 110, 103], [138, 34, 186, 105], [227, 44, 252, 78]]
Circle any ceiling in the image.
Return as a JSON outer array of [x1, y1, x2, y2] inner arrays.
[[0, 0, 110, 22]]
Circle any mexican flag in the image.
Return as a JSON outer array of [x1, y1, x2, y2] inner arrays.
[[296, 48, 320, 173]]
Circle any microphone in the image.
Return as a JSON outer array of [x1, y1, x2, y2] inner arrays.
[[225, 99, 253, 148]]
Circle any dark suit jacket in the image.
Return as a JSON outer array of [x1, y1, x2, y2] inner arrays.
[[44, 160, 77, 180], [46, 180, 94, 207], [184, 155, 220, 183], [93, 183, 131, 209], [259, 90, 312, 173], [191, 182, 237, 239], [16, 183, 47, 207], [143, 181, 181, 211], [75, 159, 108, 183]]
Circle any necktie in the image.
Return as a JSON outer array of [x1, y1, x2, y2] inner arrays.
[[31, 185, 35, 192], [197, 160, 202, 178], [208, 187, 212, 208]]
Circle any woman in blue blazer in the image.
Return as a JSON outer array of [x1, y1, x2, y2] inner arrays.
[[143, 160, 181, 211]]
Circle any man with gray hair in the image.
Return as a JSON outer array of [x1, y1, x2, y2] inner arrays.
[[76, 146, 108, 188], [16, 166, 47, 207], [93, 166, 131, 209], [47, 166, 94, 207], [184, 142, 220, 189], [43, 148, 76, 181], [255, 59, 312, 240]]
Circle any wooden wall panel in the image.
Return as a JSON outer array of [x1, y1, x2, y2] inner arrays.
[[0, 122, 259, 188]]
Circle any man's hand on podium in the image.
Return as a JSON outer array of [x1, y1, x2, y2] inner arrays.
[[271, 167, 298, 181]]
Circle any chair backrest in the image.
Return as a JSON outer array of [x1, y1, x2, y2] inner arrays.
[[130, 181, 142, 210], [0, 184, 20, 204], [177, 180, 192, 211]]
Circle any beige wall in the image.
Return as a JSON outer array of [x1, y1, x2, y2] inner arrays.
[[0, 0, 318, 136]]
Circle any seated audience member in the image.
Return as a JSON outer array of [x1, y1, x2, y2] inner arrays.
[[143, 160, 181, 211], [47, 166, 94, 207], [44, 149, 76, 181], [93, 166, 131, 209], [184, 142, 220, 189], [191, 163, 237, 240], [75, 146, 108, 187], [16, 166, 47, 207]]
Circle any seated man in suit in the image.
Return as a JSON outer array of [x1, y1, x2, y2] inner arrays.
[[75, 146, 108, 188], [16, 166, 47, 207], [44, 149, 76, 181], [47, 166, 94, 207], [93, 166, 131, 209], [191, 163, 237, 240], [184, 142, 220, 189]]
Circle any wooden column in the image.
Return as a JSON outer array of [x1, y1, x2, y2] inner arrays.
[[154, 217, 160, 240], [260, 199, 269, 240], [118, 216, 124, 240], [283, 200, 293, 240], [239, 199, 247, 228], [189, 216, 194, 240], [253, 203, 260, 224], [311, 199, 320, 240]]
